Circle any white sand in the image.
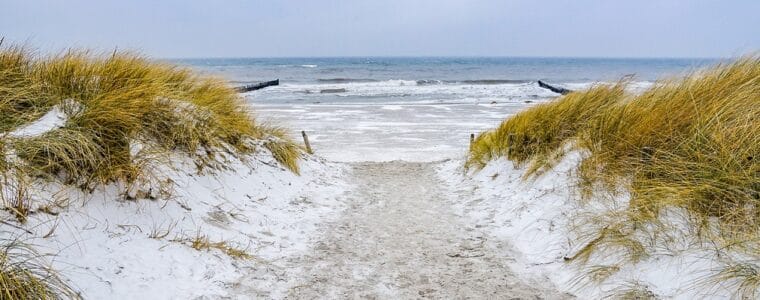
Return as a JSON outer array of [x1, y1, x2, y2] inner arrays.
[[264, 162, 569, 298], [253, 102, 529, 162]]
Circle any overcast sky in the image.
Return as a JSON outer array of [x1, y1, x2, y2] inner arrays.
[[2, 0, 758, 58]]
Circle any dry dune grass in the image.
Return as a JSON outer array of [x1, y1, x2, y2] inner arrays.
[[0, 46, 55, 133], [467, 81, 628, 174], [467, 56, 760, 296], [1, 45, 301, 186], [0, 235, 79, 299]]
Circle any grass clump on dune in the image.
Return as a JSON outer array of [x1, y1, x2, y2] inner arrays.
[[0, 46, 54, 133], [467, 56, 760, 296], [467, 82, 627, 174], [0, 236, 78, 299], [580, 58, 759, 233], [0, 45, 301, 191]]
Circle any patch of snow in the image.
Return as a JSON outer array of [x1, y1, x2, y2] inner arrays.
[[2, 148, 350, 299], [7, 106, 68, 138], [437, 153, 736, 299]]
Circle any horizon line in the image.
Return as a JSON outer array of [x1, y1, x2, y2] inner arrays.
[[163, 54, 727, 61]]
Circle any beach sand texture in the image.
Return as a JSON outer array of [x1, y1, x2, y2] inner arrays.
[[234, 161, 570, 299]]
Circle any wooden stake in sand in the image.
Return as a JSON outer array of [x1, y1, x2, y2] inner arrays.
[[302, 130, 313, 154], [470, 133, 475, 147], [235, 79, 279, 93], [537, 80, 572, 95]]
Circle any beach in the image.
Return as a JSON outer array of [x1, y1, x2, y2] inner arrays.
[[181, 57, 694, 162], [3, 0, 758, 298], [1, 52, 753, 299]]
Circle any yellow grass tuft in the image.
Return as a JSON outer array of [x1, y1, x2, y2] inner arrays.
[[0, 236, 79, 299], [467, 82, 627, 175], [604, 281, 657, 300], [580, 57, 760, 236], [264, 135, 302, 174], [0, 46, 55, 133], [0, 174, 31, 223], [179, 233, 252, 260], [710, 261, 760, 299]]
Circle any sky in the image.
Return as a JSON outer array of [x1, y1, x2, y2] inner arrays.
[[2, 0, 759, 58]]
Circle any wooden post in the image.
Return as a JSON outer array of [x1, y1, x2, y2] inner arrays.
[[537, 80, 572, 95], [470, 133, 475, 148], [301, 131, 313, 154], [235, 79, 279, 93], [507, 133, 515, 156]]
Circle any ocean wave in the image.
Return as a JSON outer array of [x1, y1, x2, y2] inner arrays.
[[300, 64, 318, 68], [414, 80, 446, 85], [417, 79, 532, 85], [460, 79, 532, 85], [317, 78, 532, 85], [318, 78, 380, 83]]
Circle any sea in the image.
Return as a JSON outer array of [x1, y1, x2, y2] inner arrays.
[[176, 57, 717, 161]]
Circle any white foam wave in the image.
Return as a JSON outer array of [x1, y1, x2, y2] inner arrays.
[[249, 80, 654, 105]]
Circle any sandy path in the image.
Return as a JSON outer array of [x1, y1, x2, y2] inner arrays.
[[283, 161, 570, 299]]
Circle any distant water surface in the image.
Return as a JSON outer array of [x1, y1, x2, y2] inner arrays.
[[174, 57, 718, 161], [175, 57, 716, 105], [175, 57, 715, 84]]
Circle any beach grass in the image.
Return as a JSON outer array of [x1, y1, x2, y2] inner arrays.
[[182, 233, 252, 260], [0, 46, 54, 133], [0, 236, 79, 299], [466, 81, 628, 175], [1, 45, 301, 191], [467, 56, 760, 296]]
